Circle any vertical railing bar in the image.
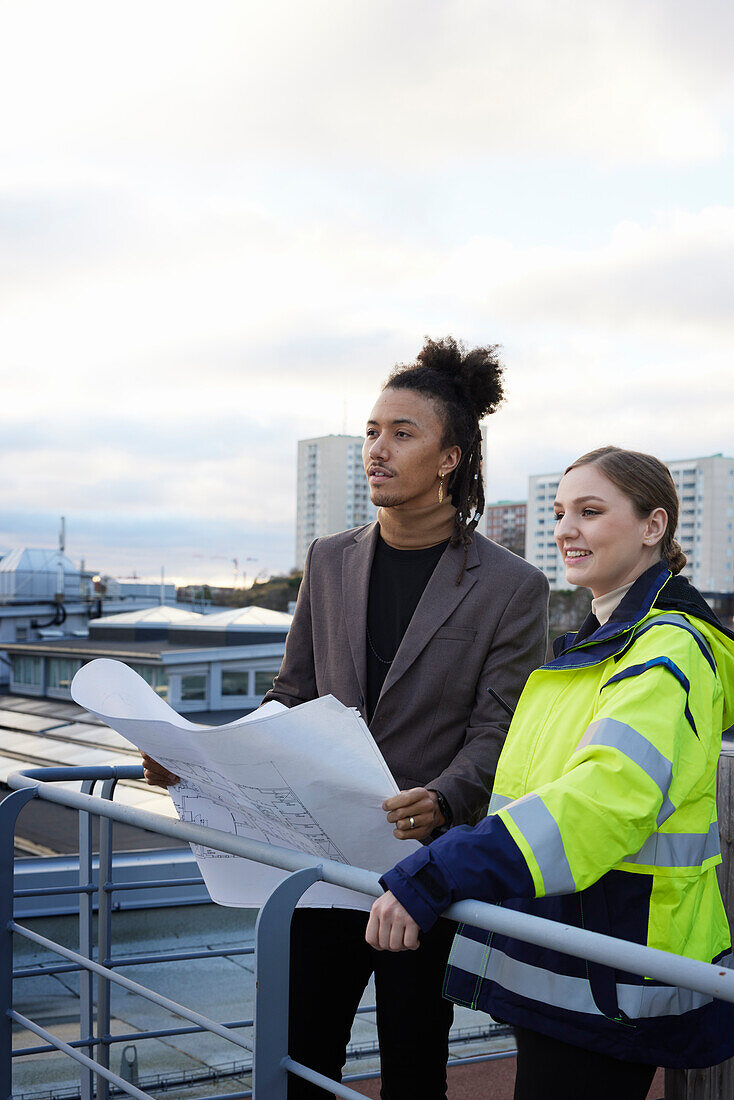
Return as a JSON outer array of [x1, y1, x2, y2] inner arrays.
[[253, 865, 323, 1099], [0, 787, 38, 1100], [79, 777, 97, 1100], [96, 776, 117, 1100]]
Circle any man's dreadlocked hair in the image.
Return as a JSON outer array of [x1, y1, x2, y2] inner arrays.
[[385, 336, 505, 584]]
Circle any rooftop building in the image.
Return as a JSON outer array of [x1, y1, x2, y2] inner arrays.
[[0, 547, 179, 687], [0, 547, 85, 603], [3, 602, 293, 715]]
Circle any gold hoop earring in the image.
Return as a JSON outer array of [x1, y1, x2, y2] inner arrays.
[[438, 474, 445, 504]]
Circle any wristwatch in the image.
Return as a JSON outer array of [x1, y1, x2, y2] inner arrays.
[[431, 789, 453, 828]]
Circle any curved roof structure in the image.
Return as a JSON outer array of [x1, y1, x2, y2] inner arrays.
[[94, 605, 204, 627], [201, 606, 293, 627]]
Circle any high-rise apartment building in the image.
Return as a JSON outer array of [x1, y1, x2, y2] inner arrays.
[[525, 454, 734, 593], [525, 471, 564, 589], [667, 455, 734, 592], [295, 436, 377, 570], [484, 501, 527, 557]]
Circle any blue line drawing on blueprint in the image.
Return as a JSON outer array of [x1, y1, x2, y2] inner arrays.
[[170, 759, 348, 864]]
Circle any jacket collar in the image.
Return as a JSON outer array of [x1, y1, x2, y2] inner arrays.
[[549, 561, 672, 669], [655, 572, 734, 640], [342, 523, 380, 702]]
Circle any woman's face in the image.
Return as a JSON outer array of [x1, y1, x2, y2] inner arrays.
[[553, 464, 666, 599]]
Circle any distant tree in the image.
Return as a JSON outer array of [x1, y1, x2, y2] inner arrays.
[[547, 588, 592, 657], [212, 572, 304, 613]]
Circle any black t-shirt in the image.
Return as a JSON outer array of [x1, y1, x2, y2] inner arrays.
[[365, 536, 450, 722]]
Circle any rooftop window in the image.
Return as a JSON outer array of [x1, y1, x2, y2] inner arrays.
[[255, 670, 279, 695], [180, 674, 207, 702], [11, 655, 42, 688], [222, 669, 251, 696], [48, 657, 82, 691]]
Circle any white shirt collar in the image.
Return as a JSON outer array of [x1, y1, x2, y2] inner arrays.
[[591, 582, 635, 626]]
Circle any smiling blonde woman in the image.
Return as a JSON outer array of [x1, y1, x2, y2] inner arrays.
[[367, 445, 734, 1100]]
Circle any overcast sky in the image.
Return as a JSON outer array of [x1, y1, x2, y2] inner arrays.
[[2, 0, 733, 584]]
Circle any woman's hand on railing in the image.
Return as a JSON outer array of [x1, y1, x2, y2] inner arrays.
[[141, 753, 180, 788], [365, 890, 421, 951]]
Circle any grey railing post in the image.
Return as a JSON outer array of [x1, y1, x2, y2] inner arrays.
[[665, 747, 734, 1100], [79, 779, 96, 1100], [0, 787, 38, 1100], [252, 866, 323, 1099], [95, 776, 117, 1100]]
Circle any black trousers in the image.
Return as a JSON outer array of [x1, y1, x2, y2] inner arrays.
[[513, 1026, 658, 1100], [288, 908, 455, 1099]]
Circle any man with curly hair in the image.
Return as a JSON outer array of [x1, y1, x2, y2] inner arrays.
[[144, 337, 549, 1098]]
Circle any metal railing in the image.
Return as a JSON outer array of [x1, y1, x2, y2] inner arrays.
[[2, 764, 734, 1100]]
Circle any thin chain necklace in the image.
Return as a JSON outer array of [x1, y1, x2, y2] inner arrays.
[[366, 626, 394, 665]]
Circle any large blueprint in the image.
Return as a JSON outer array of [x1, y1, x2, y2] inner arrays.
[[71, 659, 420, 908]]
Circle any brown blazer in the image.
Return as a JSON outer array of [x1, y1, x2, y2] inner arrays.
[[265, 523, 549, 825]]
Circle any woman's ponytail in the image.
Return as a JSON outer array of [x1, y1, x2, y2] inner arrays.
[[663, 537, 687, 575]]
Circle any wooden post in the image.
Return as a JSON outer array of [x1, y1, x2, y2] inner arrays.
[[664, 747, 734, 1100]]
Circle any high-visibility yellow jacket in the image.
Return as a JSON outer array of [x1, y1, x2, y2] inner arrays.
[[382, 563, 734, 1068]]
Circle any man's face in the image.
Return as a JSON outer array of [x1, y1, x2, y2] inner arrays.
[[362, 388, 460, 509]]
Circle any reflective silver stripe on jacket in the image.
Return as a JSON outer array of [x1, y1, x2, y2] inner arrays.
[[502, 794, 576, 895], [623, 821, 721, 869], [451, 935, 602, 1015], [575, 717, 676, 826], [488, 792, 513, 814], [636, 613, 716, 671], [450, 936, 732, 1018]]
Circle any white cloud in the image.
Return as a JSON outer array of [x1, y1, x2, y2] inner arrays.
[[418, 206, 734, 355], [2, 0, 732, 174], [485, 207, 734, 338], [4, 200, 733, 560], [2, 0, 733, 577]]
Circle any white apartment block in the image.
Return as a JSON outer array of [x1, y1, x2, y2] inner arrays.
[[667, 455, 734, 592], [526, 454, 734, 594], [526, 472, 564, 590], [295, 435, 377, 570]]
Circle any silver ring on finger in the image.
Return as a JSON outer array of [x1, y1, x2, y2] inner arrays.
[[409, 816, 415, 829]]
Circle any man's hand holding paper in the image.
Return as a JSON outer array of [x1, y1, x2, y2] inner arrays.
[[71, 658, 421, 910]]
